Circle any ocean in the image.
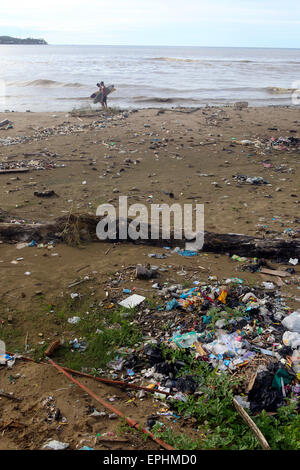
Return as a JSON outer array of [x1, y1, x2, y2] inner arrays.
[[0, 45, 299, 112]]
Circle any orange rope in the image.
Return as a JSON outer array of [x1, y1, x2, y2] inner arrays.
[[6, 351, 173, 396]]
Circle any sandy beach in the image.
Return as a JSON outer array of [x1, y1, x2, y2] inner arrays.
[[0, 105, 299, 450], [1, 106, 299, 230], [2, 0, 300, 453]]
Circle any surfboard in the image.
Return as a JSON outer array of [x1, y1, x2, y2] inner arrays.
[[90, 85, 116, 103]]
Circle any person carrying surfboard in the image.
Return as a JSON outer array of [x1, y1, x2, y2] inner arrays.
[[98, 81, 108, 109], [90, 83, 115, 106]]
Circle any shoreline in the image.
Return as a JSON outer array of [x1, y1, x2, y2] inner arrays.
[[0, 100, 300, 115]]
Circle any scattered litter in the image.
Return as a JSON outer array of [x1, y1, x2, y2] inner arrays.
[[34, 190, 57, 198], [67, 316, 81, 324], [42, 440, 69, 450], [119, 294, 146, 309], [233, 175, 269, 185], [289, 258, 298, 266], [70, 339, 87, 352]]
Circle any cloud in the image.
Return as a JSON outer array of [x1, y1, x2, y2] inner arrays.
[[1, 0, 300, 45]]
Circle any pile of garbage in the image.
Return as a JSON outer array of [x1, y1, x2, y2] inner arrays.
[[267, 136, 300, 151], [233, 135, 300, 153], [0, 159, 64, 172], [101, 275, 299, 414], [233, 174, 269, 185], [0, 111, 130, 147]]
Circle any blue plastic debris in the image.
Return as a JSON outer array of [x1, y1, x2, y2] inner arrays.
[[176, 249, 198, 257], [202, 315, 212, 324], [166, 299, 179, 311]]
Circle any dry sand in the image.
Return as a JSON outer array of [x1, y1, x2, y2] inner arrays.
[[0, 106, 299, 449]]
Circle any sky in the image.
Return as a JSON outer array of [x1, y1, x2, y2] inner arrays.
[[1, 0, 300, 47]]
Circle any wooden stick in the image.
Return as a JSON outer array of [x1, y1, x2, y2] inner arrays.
[[0, 420, 26, 429], [96, 437, 129, 443], [259, 268, 291, 277], [68, 278, 89, 288], [0, 390, 23, 402], [247, 369, 258, 393], [233, 397, 271, 450], [76, 265, 90, 273]]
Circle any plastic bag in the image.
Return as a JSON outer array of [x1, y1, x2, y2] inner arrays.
[[248, 371, 284, 413], [144, 344, 163, 364], [281, 311, 300, 333], [172, 331, 199, 348], [42, 440, 69, 450], [291, 350, 300, 375], [282, 331, 300, 349], [175, 376, 197, 393]]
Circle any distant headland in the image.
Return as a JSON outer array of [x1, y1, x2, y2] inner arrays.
[[0, 36, 47, 45]]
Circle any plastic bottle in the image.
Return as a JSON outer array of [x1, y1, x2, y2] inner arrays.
[[291, 350, 300, 375]]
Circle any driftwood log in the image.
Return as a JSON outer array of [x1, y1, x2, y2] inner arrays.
[[0, 214, 299, 260]]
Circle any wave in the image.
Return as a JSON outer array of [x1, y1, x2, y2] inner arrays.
[[266, 86, 296, 94], [131, 92, 293, 106], [133, 96, 200, 104], [150, 57, 201, 63], [132, 86, 291, 97], [7, 79, 85, 88], [149, 57, 254, 64], [56, 97, 90, 101]]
